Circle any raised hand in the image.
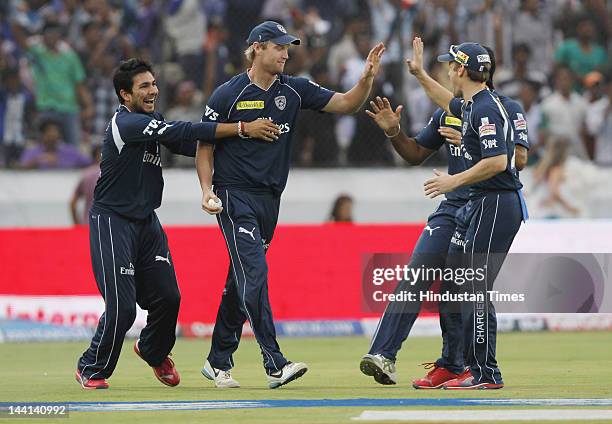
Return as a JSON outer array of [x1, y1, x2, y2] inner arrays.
[[406, 37, 424, 76], [365, 96, 403, 135], [243, 119, 281, 142], [362, 42, 386, 80]]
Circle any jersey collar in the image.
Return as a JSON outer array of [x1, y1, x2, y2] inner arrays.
[[246, 69, 279, 92]]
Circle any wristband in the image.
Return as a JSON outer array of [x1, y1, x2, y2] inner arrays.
[[384, 124, 401, 138], [238, 121, 248, 139]]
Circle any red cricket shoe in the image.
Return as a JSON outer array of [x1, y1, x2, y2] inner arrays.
[[412, 362, 462, 389], [134, 340, 180, 387], [442, 372, 504, 390], [75, 369, 109, 390]]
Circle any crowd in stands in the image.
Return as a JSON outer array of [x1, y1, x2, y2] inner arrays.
[[0, 0, 609, 172]]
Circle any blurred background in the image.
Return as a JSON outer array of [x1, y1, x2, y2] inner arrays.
[[0, 0, 610, 226]]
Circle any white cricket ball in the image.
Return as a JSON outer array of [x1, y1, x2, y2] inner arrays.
[[208, 198, 222, 208]]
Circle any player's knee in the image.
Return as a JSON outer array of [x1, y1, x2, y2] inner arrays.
[[117, 303, 137, 327]]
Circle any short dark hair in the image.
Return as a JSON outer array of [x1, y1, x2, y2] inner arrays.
[[112, 58, 154, 104], [483, 45, 496, 90], [39, 119, 62, 134], [451, 61, 490, 84]]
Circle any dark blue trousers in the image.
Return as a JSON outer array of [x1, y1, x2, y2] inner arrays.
[[78, 211, 181, 379], [208, 188, 287, 372], [452, 191, 523, 384], [368, 200, 465, 373]]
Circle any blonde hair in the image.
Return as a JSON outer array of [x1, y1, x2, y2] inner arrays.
[[244, 41, 268, 62]]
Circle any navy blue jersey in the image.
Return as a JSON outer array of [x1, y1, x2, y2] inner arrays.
[[202, 72, 335, 195], [449, 89, 523, 197], [495, 92, 529, 150], [415, 108, 469, 202], [93, 105, 218, 220]]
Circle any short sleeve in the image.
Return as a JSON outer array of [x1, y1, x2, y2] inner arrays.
[[201, 84, 230, 124], [507, 102, 529, 149], [414, 109, 444, 150], [287, 77, 335, 111], [449, 98, 464, 118], [471, 104, 508, 158]]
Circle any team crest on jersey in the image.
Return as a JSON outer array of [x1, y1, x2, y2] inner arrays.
[[274, 95, 286, 110]]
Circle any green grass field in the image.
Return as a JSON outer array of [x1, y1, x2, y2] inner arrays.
[[1, 331, 612, 423]]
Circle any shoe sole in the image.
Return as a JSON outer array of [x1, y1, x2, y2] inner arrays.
[[412, 382, 445, 389], [75, 371, 108, 390], [200, 368, 240, 388], [134, 342, 179, 387], [444, 383, 504, 390], [269, 366, 308, 389], [359, 358, 396, 385]]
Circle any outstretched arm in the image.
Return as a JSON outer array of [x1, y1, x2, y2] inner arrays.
[[365, 97, 433, 165], [406, 37, 454, 115], [323, 43, 386, 114]]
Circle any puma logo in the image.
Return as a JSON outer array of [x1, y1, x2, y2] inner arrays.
[[424, 225, 440, 236], [155, 252, 171, 265], [239, 226, 255, 240]]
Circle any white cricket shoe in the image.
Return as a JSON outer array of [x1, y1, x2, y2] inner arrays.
[[201, 360, 240, 388], [266, 361, 308, 389], [360, 353, 397, 385]]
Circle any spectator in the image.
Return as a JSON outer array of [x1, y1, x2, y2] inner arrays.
[[496, 43, 548, 99], [163, 81, 202, 167], [293, 66, 339, 167], [327, 17, 366, 86], [512, 0, 557, 74], [164, 0, 206, 88], [0, 67, 34, 168], [69, 144, 101, 225], [540, 66, 588, 159], [202, 23, 231, 99], [19, 120, 91, 169], [530, 137, 580, 218], [517, 80, 544, 160], [585, 74, 611, 165], [12, 20, 94, 146], [87, 54, 118, 136], [329, 193, 354, 222], [129, 0, 161, 61], [554, 15, 608, 84]]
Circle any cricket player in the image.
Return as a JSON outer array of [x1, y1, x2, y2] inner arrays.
[[75, 58, 280, 389], [408, 38, 527, 389], [359, 44, 530, 389], [360, 97, 468, 387], [196, 21, 385, 389]]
